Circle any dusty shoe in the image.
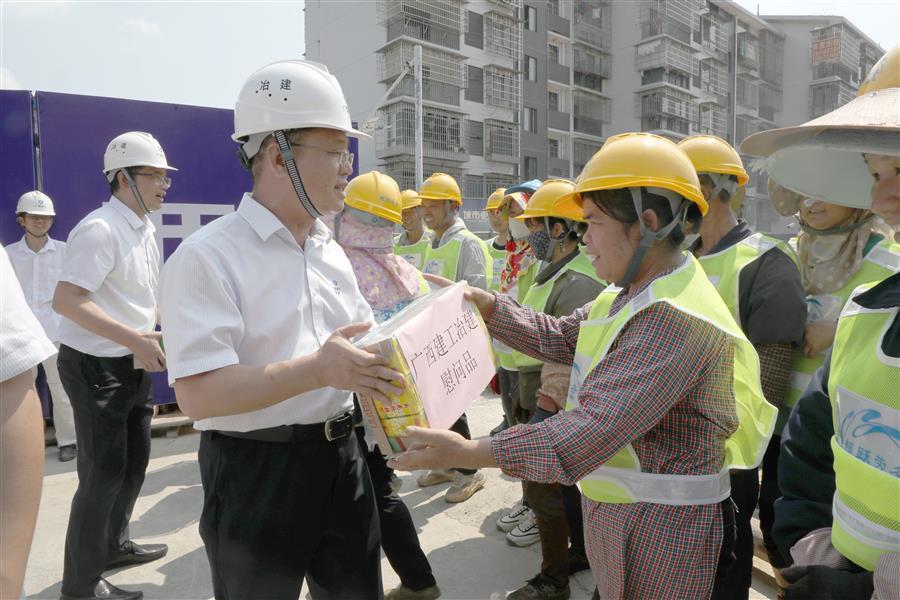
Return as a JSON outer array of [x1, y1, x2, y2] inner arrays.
[[507, 574, 570, 600], [385, 583, 442, 600], [58, 444, 77, 462], [506, 508, 540, 547], [417, 469, 456, 487], [497, 502, 530, 532], [444, 471, 486, 503]]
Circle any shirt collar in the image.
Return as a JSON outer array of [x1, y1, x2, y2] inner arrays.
[[108, 195, 154, 232], [237, 193, 334, 247], [14, 235, 60, 255], [694, 219, 753, 254]]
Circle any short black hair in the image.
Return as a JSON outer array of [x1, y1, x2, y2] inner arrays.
[[109, 167, 137, 194], [583, 188, 703, 248], [699, 173, 739, 204]]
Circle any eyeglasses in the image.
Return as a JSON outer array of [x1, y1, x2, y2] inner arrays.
[[133, 172, 172, 186], [292, 144, 354, 169]]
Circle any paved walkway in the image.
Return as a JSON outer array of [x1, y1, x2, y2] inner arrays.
[[25, 393, 778, 599]]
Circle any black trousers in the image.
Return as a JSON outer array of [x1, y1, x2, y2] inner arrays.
[[449, 413, 476, 476], [711, 470, 756, 600], [58, 345, 153, 596], [498, 367, 519, 427], [198, 429, 382, 600], [359, 428, 436, 592], [759, 435, 787, 568]]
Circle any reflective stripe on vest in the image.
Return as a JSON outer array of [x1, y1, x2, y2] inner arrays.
[[513, 252, 602, 370], [565, 255, 776, 505], [698, 232, 794, 323], [827, 284, 900, 571], [422, 230, 493, 287], [493, 260, 538, 370], [783, 239, 900, 433], [395, 238, 431, 270]]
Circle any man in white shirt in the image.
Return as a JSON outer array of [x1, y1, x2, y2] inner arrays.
[[7, 190, 77, 462], [0, 244, 57, 600], [160, 60, 404, 600], [53, 132, 176, 600]]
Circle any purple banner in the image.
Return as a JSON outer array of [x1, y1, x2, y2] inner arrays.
[[1, 90, 36, 245]]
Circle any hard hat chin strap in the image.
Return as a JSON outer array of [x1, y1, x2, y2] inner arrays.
[[709, 174, 738, 205], [274, 130, 323, 220], [616, 187, 686, 289], [121, 169, 152, 215]]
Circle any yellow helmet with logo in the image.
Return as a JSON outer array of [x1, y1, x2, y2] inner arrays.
[[400, 189, 421, 210], [857, 44, 899, 96], [344, 170, 402, 224], [677, 135, 749, 186], [418, 172, 462, 204], [557, 132, 707, 218], [484, 188, 506, 211], [515, 179, 583, 222]]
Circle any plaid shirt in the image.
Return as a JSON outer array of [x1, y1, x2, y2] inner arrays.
[[489, 267, 739, 599]]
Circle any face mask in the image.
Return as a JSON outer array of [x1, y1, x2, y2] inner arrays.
[[527, 229, 551, 261], [508, 217, 530, 241]]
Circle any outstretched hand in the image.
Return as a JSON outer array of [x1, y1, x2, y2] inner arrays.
[[388, 427, 497, 472], [422, 273, 496, 320], [315, 322, 405, 404]]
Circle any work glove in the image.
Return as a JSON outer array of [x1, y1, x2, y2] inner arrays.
[[781, 564, 873, 599]]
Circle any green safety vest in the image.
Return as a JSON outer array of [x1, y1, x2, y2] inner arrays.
[[697, 232, 795, 323], [783, 239, 900, 432], [487, 238, 507, 293], [394, 237, 431, 270], [513, 252, 603, 370], [827, 282, 900, 571], [493, 259, 539, 370], [565, 255, 776, 505], [422, 229, 493, 287]]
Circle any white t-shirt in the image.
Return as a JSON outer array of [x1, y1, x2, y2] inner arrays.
[[1, 245, 56, 382], [56, 196, 160, 357], [160, 193, 374, 432], [6, 236, 66, 341]]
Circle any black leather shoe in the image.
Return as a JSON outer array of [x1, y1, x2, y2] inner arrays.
[[60, 577, 143, 599], [59, 444, 77, 462], [106, 541, 168, 570]]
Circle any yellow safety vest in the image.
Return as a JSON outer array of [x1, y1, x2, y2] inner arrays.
[[394, 237, 431, 270], [513, 252, 603, 370], [565, 255, 776, 505], [697, 232, 796, 323], [422, 229, 493, 286], [784, 239, 900, 432], [487, 238, 506, 293], [493, 259, 539, 371], [828, 282, 900, 571]]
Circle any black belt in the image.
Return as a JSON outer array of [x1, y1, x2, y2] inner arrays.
[[218, 411, 355, 443]]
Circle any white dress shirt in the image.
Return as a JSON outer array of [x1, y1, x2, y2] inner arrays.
[[56, 196, 160, 357], [1, 245, 56, 382], [6, 236, 66, 341], [160, 193, 374, 432]]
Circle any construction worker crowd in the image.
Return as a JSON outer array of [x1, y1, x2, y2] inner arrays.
[[1, 46, 897, 600]]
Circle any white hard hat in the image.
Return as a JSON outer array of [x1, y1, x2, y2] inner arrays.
[[16, 190, 55, 216], [103, 131, 178, 182], [232, 59, 369, 161]]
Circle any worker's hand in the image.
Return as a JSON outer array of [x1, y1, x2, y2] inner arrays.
[[780, 565, 873, 600], [131, 331, 166, 372], [422, 273, 497, 320], [315, 322, 405, 404], [803, 320, 837, 357], [387, 426, 471, 471]]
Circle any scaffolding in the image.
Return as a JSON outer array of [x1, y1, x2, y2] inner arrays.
[[484, 11, 521, 59], [636, 0, 701, 45], [572, 0, 611, 49], [377, 0, 465, 50], [484, 65, 521, 110], [635, 36, 696, 78], [484, 119, 520, 163], [378, 40, 465, 87], [376, 101, 468, 162]]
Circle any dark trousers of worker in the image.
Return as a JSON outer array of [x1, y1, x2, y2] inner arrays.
[[58, 344, 153, 596], [358, 428, 437, 592], [198, 429, 382, 600], [710, 468, 758, 600], [523, 407, 585, 587], [450, 413, 476, 476], [759, 435, 788, 568], [498, 367, 519, 428]]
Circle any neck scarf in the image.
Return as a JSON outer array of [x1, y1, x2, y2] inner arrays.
[[797, 208, 879, 295], [499, 239, 537, 294]]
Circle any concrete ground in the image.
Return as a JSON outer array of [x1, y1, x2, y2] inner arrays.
[[25, 392, 778, 599]]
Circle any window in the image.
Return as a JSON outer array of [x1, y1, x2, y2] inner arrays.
[[468, 120, 484, 156], [465, 11, 484, 49], [548, 91, 559, 111], [524, 156, 538, 180], [548, 44, 560, 64], [526, 56, 537, 81], [525, 5, 537, 31], [548, 139, 559, 158], [465, 65, 484, 103], [524, 107, 537, 133]]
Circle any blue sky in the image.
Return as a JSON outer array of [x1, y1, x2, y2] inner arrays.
[[1, 0, 896, 109]]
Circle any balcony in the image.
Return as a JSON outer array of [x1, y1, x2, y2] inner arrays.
[[485, 119, 520, 164], [548, 12, 570, 36], [548, 110, 570, 131], [388, 78, 461, 106], [379, 0, 464, 51], [573, 116, 603, 137], [376, 102, 468, 163], [548, 61, 571, 85]]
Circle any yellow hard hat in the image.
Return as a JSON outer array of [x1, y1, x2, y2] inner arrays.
[[400, 189, 421, 210], [484, 188, 506, 211], [344, 170, 402, 224], [556, 132, 707, 218], [677, 135, 749, 186], [514, 179, 584, 222], [418, 172, 462, 204], [857, 44, 899, 96]]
